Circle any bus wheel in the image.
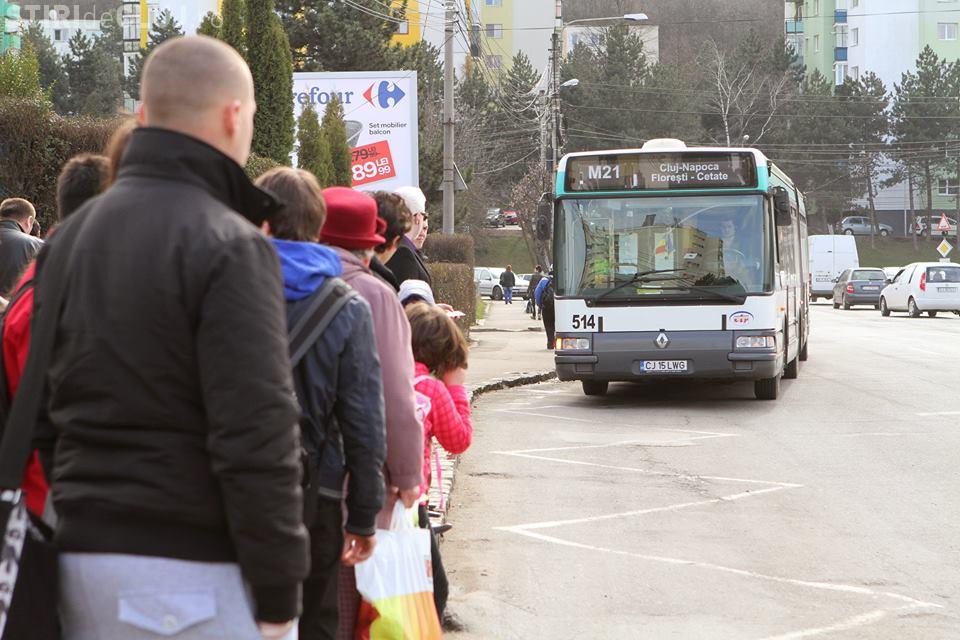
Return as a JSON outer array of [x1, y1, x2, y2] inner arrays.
[[754, 376, 780, 400], [582, 380, 609, 396], [783, 355, 799, 379]]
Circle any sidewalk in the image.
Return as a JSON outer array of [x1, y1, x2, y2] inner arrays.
[[426, 299, 556, 519]]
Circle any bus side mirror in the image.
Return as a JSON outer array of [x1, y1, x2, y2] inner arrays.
[[536, 200, 553, 241], [772, 188, 792, 226]]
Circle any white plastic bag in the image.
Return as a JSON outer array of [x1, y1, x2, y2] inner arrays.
[[353, 502, 441, 640]]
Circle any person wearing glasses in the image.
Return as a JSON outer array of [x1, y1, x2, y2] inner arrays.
[[388, 186, 433, 286]]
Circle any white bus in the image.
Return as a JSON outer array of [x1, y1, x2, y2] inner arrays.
[[552, 140, 809, 400]]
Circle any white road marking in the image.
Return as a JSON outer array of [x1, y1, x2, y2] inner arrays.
[[498, 486, 791, 531], [916, 410, 960, 416], [497, 528, 942, 617], [498, 451, 802, 488]]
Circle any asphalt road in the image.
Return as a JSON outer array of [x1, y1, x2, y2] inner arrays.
[[443, 302, 960, 639]]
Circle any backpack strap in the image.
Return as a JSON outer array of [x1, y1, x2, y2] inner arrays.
[[288, 277, 358, 367]]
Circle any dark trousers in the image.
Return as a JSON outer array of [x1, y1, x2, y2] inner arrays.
[[300, 498, 344, 640], [418, 504, 449, 618], [542, 306, 556, 348]]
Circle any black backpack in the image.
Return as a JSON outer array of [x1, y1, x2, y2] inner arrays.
[[286, 276, 358, 525], [540, 278, 555, 309]]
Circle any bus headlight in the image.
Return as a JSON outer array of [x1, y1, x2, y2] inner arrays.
[[736, 335, 776, 349], [556, 337, 592, 351]]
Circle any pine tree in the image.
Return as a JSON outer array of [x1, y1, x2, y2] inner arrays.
[[0, 39, 43, 100], [221, 0, 246, 58], [297, 104, 335, 186], [25, 22, 69, 112], [126, 10, 185, 101], [247, 0, 294, 163], [321, 95, 352, 186], [276, 0, 401, 71], [892, 47, 960, 239], [197, 12, 220, 37], [65, 31, 96, 114]]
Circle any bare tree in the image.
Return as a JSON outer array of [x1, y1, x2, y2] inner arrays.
[[704, 39, 791, 147]]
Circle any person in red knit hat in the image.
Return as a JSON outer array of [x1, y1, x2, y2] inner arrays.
[[320, 187, 424, 639]]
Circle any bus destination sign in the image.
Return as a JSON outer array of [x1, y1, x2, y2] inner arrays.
[[565, 152, 758, 192]]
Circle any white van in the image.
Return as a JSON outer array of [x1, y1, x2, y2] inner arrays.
[[808, 235, 859, 300]]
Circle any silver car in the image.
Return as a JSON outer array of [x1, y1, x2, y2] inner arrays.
[[474, 267, 529, 300], [840, 216, 892, 237]]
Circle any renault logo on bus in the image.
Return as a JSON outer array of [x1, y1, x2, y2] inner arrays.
[[655, 332, 670, 349]]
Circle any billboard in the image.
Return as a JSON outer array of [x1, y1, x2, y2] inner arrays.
[[292, 71, 419, 191]]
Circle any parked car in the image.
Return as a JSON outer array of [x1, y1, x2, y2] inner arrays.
[[483, 211, 505, 228], [809, 235, 860, 301], [879, 262, 960, 317], [503, 210, 519, 226], [914, 215, 958, 237], [839, 216, 892, 237], [474, 267, 530, 300], [831, 268, 888, 310]]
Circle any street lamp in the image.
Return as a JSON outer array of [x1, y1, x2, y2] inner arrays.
[[547, 13, 649, 177]]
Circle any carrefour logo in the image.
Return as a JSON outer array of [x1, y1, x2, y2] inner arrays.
[[363, 81, 406, 109]]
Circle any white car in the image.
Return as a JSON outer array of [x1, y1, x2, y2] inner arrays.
[[473, 267, 530, 300], [879, 262, 960, 318]]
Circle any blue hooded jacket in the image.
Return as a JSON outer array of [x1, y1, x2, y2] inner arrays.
[[271, 239, 343, 301]]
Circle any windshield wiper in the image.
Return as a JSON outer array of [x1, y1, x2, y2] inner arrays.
[[591, 268, 689, 303], [658, 283, 747, 304]]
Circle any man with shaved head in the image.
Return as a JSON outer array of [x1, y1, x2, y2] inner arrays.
[[30, 37, 307, 640]]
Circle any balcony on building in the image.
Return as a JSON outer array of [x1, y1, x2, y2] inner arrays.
[[785, 20, 804, 34], [834, 10, 847, 24], [835, 46, 848, 61]]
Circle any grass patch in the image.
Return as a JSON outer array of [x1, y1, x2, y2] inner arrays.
[[474, 233, 535, 272], [854, 236, 954, 268], [475, 296, 487, 322]]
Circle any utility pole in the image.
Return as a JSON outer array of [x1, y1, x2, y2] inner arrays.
[[550, 0, 562, 179], [442, 0, 456, 234]]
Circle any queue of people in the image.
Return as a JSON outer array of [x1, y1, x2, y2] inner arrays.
[[0, 35, 471, 640]]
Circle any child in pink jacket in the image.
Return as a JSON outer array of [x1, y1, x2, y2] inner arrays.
[[404, 301, 473, 625], [405, 302, 473, 499]]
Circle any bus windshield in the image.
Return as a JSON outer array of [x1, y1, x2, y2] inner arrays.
[[556, 194, 772, 301]]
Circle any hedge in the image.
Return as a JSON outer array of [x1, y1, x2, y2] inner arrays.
[[429, 262, 476, 334], [0, 98, 122, 227], [423, 233, 475, 269]]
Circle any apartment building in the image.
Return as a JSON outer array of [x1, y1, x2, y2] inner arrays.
[[392, 0, 553, 76], [802, 0, 960, 87]]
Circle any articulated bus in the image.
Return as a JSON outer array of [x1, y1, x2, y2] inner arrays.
[[552, 139, 809, 400]]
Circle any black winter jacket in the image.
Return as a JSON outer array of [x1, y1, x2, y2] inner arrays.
[[386, 236, 432, 286], [287, 286, 386, 537], [33, 128, 309, 622], [500, 269, 517, 288]]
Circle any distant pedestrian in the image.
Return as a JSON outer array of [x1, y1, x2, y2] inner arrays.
[[500, 264, 517, 304], [527, 265, 544, 319], [535, 271, 556, 349], [319, 187, 424, 638], [256, 167, 387, 639], [405, 301, 473, 628], [33, 36, 309, 640], [0, 198, 43, 296], [387, 186, 432, 285], [1, 153, 112, 524], [371, 191, 413, 292]]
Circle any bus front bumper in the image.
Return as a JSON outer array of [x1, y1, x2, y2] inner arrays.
[[555, 331, 781, 382]]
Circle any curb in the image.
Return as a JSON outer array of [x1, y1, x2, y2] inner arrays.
[[429, 369, 558, 527]]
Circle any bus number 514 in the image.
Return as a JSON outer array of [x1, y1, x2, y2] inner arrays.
[[572, 314, 597, 330]]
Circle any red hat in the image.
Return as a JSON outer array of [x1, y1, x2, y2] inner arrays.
[[320, 187, 386, 249]]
